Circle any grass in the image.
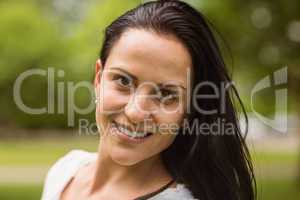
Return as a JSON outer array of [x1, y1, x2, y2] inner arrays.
[[1, 136, 297, 166], [251, 150, 298, 165], [0, 184, 43, 200], [256, 179, 300, 200], [0, 136, 299, 199], [0, 136, 98, 166]]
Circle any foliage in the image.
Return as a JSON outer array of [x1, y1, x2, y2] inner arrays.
[[0, 0, 298, 128]]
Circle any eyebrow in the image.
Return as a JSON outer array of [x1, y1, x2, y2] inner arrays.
[[109, 67, 186, 90]]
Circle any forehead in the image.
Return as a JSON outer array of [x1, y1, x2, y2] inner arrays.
[[105, 29, 192, 86]]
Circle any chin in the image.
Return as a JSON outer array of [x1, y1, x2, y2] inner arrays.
[[109, 146, 146, 166]]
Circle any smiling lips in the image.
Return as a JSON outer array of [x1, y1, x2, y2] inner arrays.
[[111, 120, 153, 140]]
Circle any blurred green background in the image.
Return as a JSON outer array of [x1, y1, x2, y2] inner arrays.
[[0, 0, 299, 199]]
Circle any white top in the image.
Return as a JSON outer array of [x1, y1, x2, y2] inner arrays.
[[41, 149, 197, 200]]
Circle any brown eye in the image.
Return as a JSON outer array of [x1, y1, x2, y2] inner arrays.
[[113, 75, 133, 88], [158, 89, 179, 104]]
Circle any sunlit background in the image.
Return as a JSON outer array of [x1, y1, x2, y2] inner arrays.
[[0, 0, 299, 199]]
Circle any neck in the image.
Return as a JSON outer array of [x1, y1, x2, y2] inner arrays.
[[88, 141, 172, 193]]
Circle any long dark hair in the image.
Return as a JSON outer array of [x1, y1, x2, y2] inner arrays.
[[99, 0, 256, 199]]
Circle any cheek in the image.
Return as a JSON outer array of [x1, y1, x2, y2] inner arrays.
[[142, 134, 176, 158], [98, 84, 129, 113], [156, 109, 185, 131], [157, 99, 186, 123], [155, 134, 176, 148]]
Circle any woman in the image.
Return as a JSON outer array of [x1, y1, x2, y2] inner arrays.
[[42, 0, 256, 199]]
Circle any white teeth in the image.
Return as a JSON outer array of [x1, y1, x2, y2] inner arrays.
[[114, 123, 149, 138]]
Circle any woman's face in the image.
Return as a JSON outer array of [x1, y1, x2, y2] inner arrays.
[[95, 29, 192, 166]]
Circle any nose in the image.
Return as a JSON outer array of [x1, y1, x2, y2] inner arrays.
[[124, 89, 156, 124]]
